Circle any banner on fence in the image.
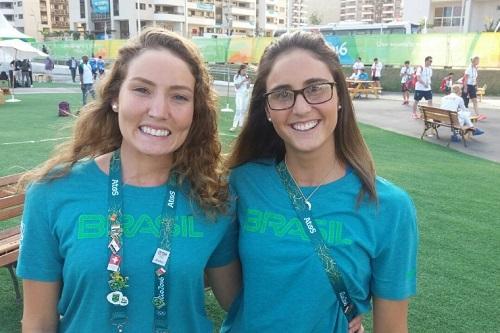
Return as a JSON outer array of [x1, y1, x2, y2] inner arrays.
[[33, 33, 500, 68]]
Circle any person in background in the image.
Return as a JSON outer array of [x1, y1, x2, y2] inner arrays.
[[352, 57, 364, 76], [230, 64, 251, 132], [97, 56, 106, 78], [20, 59, 31, 87], [78, 55, 95, 106], [440, 72, 453, 94], [89, 54, 98, 80], [400, 60, 414, 105], [370, 57, 383, 88], [44, 56, 55, 83], [358, 68, 369, 81], [412, 56, 433, 119], [462, 56, 485, 120], [441, 84, 484, 142], [67, 56, 79, 83], [223, 31, 417, 333], [17, 27, 240, 333]]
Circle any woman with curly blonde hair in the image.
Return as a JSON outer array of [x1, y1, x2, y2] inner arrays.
[[17, 28, 240, 333]]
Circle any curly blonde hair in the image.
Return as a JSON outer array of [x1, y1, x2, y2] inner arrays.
[[20, 27, 229, 216]]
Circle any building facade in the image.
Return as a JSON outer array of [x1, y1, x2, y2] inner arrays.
[[404, 0, 500, 33], [339, 0, 403, 23], [0, 0, 69, 41]]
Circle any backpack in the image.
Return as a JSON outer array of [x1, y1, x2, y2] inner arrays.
[[58, 101, 71, 117]]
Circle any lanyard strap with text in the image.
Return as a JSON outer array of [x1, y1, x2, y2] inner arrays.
[[275, 160, 358, 322], [108, 149, 177, 333]]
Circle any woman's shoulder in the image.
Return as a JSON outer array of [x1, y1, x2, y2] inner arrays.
[[28, 159, 102, 194], [374, 176, 414, 208]]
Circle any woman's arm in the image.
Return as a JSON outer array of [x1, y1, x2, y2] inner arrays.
[[373, 297, 408, 333], [22, 280, 60, 333], [205, 259, 242, 311]]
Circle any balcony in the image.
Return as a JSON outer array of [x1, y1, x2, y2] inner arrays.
[[230, 6, 255, 16], [187, 2, 215, 12], [188, 16, 215, 26], [266, 10, 278, 17], [153, 0, 185, 6], [232, 19, 255, 29], [154, 12, 185, 22]]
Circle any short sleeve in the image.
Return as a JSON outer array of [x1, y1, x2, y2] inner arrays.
[[16, 183, 63, 282], [371, 193, 418, 300], [206, 219, 239, 268]]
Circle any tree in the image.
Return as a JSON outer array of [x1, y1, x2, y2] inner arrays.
[[309, 12, 321, 25], [483, 17, 500, 32]]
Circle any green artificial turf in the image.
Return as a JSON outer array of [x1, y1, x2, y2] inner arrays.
[[0, 93, 499, 332]]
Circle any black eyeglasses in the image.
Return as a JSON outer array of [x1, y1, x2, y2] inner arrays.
[[264, 82, 336, 111]]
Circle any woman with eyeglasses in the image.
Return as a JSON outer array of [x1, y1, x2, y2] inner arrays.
[[222, 31, 418, 333]]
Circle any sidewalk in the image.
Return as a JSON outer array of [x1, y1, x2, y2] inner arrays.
[[11, 82, 500, 163], [351, 92, 499, 163]]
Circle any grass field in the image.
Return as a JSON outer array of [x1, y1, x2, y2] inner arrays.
[[0, 92, 499, 332]]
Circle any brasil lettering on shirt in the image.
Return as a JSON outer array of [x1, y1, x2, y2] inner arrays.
[[243, 208, 352, 246], [77, 214, 204, 239]]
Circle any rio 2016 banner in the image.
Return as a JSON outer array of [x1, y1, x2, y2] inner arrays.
[[34, 33, 500, 68]]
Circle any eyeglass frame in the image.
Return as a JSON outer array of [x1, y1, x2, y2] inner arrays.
[[263, 81, 337, 111]]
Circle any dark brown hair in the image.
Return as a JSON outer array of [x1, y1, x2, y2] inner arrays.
[[226, 31, 377, 202]]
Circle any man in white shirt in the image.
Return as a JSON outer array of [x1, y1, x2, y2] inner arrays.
[[371, 58, 383, 87], [400, 60, 414, 105], [352, 57, 364, 75], [78, 55, 95, 106], [441, 84, 484, 142], [462, 56, 483, 118], [412, 56, 433, 119]]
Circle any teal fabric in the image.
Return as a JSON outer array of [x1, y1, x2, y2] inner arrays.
[[17, 160, 237, 333], [222, 159, 418, 332]]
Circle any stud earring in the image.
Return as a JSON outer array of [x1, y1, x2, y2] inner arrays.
[[338, 105, 342, 110], [267, 117, 272, 122], [111, 104, 118, 111]]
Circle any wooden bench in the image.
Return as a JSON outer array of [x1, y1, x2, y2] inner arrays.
[[347, 80, 381, 99], [0, 173, 24, 302], [419, 105, 478, 147], [476, 84, 486, 102]]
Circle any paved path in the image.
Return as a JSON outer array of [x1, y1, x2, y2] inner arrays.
[[9, 82, 500, 163]]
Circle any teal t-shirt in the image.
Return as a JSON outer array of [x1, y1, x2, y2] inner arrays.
[[222, 159, 418, 332], [17, 160, 237, 333]]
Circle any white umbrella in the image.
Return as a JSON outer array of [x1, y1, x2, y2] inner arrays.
[[0, 39, 47, 102]]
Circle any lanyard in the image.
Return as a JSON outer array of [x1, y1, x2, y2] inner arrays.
[[275, 160, 358, 322], [107, 149, 177, 333]]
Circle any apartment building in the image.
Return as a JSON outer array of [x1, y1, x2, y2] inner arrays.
[[404, 0, 500, 33], [339, 0, 403, 23], [290, 0, 307, 28], [0, 0, 69, 41]]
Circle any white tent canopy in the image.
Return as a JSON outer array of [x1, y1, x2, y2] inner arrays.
[[0, 13, 34, 41], [0, 39, 47, 59]]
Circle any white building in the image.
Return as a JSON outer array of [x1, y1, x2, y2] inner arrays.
[[404, 0, 500, 33]]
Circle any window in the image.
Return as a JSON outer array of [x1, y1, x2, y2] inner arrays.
[[17, 1, 22, 6], [80, 0, 85, 19], [18, 14, 23, 19], [434, 6, 463, 27], [113, 0, 119, 16]]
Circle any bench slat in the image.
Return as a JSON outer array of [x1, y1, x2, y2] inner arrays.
[[0, 173, 23, 187], [0, 234, 20, 254], [0, 205, 24, 221], [0, 249, 19, 267], [0, 226, 20, 239], [0, 193, 25, 210]]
